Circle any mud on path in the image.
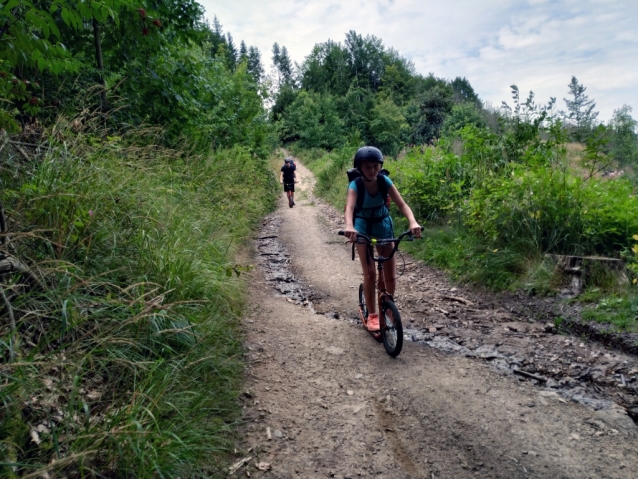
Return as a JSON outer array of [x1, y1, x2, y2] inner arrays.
[[234, 160, 638, 479]]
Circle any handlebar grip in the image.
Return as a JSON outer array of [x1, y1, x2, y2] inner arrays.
[[337, 230, 345, 236]]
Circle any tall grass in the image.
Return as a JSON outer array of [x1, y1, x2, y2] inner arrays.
[[0, 123, 278, 477]]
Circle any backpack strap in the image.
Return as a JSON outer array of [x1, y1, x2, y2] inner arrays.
[[377, 174, 389, 202], [354, 177, 366, 214]]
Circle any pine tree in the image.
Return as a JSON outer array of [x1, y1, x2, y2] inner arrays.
[[247, 46, 264, 82], [209, 15, 226, 58], [278, 46, 294, 85], [239, 41, 248, 62], [272, 43, 294, 86], [226, 33, 238, 71], [272, 42, 282, 84], [563, 76, 599, 142], [212, 15, 223, 37]]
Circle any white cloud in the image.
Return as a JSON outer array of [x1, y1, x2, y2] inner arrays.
[[198, 0, 638, 120]]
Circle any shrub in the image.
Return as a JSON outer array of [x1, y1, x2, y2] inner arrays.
[[464, 166, 638, 256]]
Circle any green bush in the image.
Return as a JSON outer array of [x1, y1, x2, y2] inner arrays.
[[278, 91, 346, 150], [393, 145, 473, 222], [465, 166, 638, 256]]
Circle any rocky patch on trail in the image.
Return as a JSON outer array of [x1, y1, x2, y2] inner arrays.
[[256, 214, 318, 308]]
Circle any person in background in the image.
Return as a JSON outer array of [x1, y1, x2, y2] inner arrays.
[[280, 157, 297, 207]]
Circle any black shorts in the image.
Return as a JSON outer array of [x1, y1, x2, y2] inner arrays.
[[283, 182, 295, 192]]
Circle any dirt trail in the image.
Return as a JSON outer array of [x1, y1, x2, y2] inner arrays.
[[235, 160, 638, 479]]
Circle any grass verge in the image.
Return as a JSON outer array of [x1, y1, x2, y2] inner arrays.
[[0, 126, 278, 477]]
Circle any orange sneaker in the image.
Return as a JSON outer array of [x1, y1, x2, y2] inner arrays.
[[367, 313, 380, 331]]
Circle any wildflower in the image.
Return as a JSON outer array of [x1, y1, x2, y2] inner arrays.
[[88, 210, 94, 217], [142, 27, 149, 36], [152, 19, 161, 27], [138, 8, 146, 19], [29, 98, 38, 105]]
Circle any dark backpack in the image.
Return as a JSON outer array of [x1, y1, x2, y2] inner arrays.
[[345, 168, 391, 234]]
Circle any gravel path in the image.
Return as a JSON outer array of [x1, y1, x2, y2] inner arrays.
[[233, 159, 638, 479]]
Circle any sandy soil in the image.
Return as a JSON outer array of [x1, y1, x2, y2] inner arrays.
[[233, 160, 638, 479]]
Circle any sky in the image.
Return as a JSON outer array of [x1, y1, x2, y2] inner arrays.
[[198, 0, 638, 121]]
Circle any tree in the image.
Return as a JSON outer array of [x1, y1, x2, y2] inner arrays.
[[369, 97, 408, 156], [344, 30, 385, 91], [300, 40, 351, 95], [379, 49, 416, 105], [208, 15, 226, 57], [609, 104, 638, 166], [272, 43, 294, 86], [226, 33, 238, 71], [442, 103, 486, 137], [451, 77, 480, 105], [563, 76, 599, 142], [239, 41, 248, 62], [247, 46, 264, 83], [411, 86, 454, 144], [271, 83, 298, 123], [279, 91, 345, 149]]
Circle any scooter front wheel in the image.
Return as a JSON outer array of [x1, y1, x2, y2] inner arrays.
[[380, 299, 403, 357]]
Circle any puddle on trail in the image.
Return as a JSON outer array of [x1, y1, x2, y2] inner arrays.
[[256, 214, 630, 418]]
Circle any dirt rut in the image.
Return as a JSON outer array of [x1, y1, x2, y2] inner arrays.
[[235, 160, 638, 479]]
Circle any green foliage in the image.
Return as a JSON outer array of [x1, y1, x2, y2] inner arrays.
[[581, 293, 638, 332], [410, 85, 454, 144], [609, 104, 638, 167], [563, 76, 599, 142], [581, 124, 613, 178], [1, 3, 269, 151], [442, 102, 486, 138], [0, 131, 278, 477], [0, 0, 125, 74], [271, 83, 298, 123], [272, 42, 295, 87], [299, 82, 638, 298], [276, 32, 483, 153], [392, 145, 472, 222], [279, 91, 345, 150], [369, 97, 408, 157], [451, 76, 481, 105], [114, 43, 271, 152]]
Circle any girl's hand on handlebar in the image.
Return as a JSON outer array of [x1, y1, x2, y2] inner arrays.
[[409, 221, 423, 238], [344, 226, 358, 243]]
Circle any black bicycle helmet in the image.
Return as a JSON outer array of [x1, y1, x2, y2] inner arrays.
[[353, 146, 383, 170]]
